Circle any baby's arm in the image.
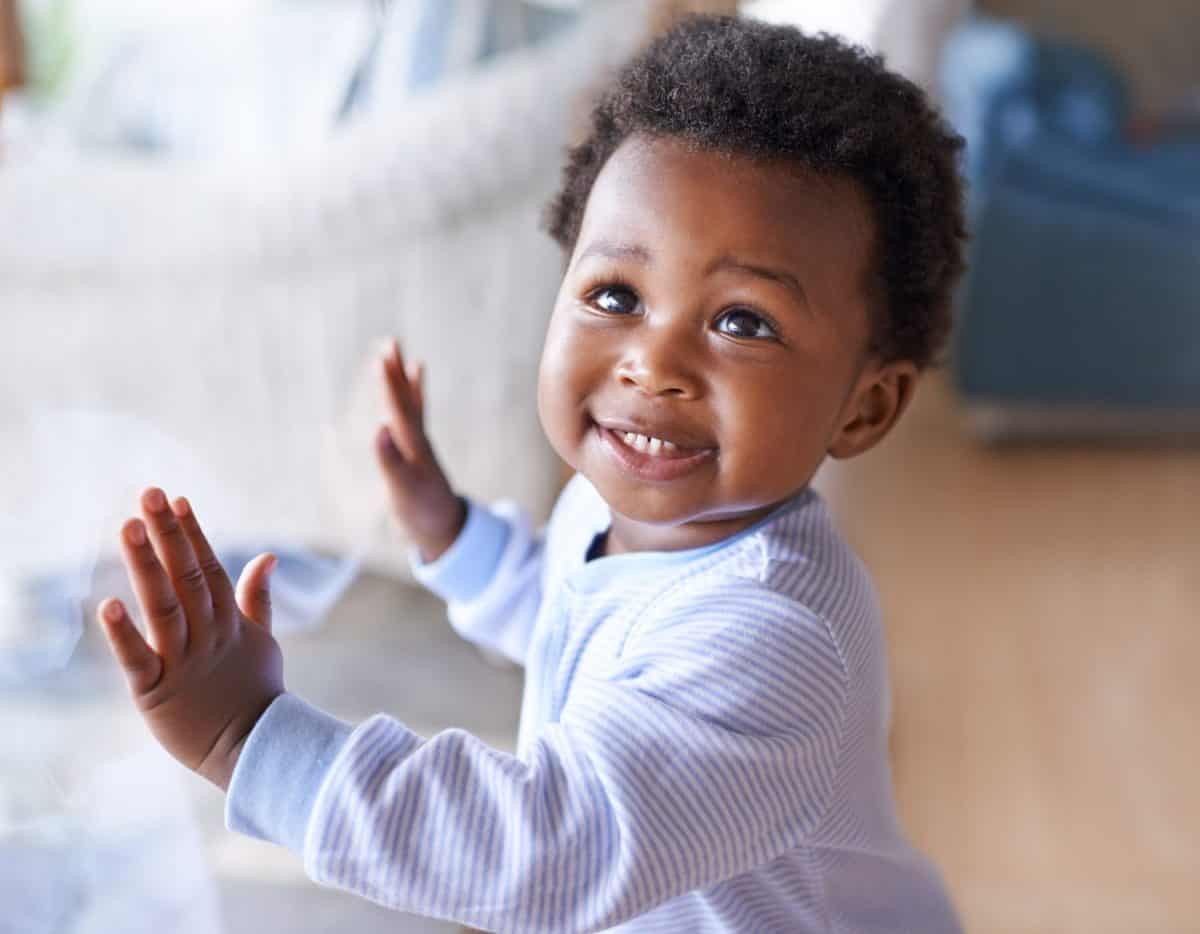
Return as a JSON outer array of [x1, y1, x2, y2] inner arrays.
[[376, 337, 545, 666], [99, 488, 848, 930], [407, 495, 546, 667], [227, 588, 850, 933]]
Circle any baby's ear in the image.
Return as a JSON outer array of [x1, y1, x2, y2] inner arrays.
[[827, 360, 919, 460]]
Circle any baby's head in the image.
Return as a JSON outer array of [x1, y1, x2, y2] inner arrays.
[[535, 14, 967, 552]]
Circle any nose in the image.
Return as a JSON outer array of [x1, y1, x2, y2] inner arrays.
[[613, 319, 703, 399]]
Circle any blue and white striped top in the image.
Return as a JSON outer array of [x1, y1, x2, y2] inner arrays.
[[226, 472, 963, 932]]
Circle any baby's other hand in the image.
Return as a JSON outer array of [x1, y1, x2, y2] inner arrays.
[[96, 488, 284, 791], [375, 338, 466, 563]]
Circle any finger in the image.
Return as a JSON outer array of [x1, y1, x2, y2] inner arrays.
[[140, 487, 213, 648], [97, 598, 164, 697], [386, 336, 410, 387], [120, 516, 187, 661], [170, 496, 237, 638], [236, 553, 277, 633], [408, 360, 426, 431], [387, 338, 425, 421], [395, 355, 430, 452], [380, 347, 422, 462]]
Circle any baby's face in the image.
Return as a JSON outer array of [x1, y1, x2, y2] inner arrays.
[[537, 133, 887, 555]]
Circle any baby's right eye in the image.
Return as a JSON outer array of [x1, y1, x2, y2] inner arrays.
[[588, 285, 639, 316]]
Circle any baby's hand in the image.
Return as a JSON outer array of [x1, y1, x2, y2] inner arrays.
[[96, 488, 284, 791], [375, 338, 467, 564]]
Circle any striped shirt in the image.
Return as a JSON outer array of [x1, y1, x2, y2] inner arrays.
[[226, 472, 963, 932]]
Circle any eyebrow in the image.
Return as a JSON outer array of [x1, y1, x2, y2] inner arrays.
[[708, 255, 808, 307], [574, 239, 808, 307], [575, 240, 651, 266]]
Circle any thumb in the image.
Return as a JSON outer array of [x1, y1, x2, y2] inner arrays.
[[375, 423, 416, 472], [374, 424, 420, 503], [236, 553, 277, 634]]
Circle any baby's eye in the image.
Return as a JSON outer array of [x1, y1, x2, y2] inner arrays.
[[717, 307, 778, 341], [589, 285, 639, 315]]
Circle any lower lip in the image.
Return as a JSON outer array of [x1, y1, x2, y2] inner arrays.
[[595, 424, 717, 483]]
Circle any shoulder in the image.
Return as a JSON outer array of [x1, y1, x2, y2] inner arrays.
[[613, 574, 850, 748], [631, 565, 849, 675], [749, 488, 883, 660], [639, 489, 878, 637]]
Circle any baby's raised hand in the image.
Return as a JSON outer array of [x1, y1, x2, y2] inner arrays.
[[375, 338, 467, 564], [96, 488, 284, 791]]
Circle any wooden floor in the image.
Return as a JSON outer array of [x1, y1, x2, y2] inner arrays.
[[813, 373, 1200, 933]]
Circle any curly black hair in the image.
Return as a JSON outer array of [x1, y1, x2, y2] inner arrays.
[[542, 14, 968, 370]]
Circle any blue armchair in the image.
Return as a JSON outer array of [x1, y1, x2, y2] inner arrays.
[[939, 15, 1200, 439]]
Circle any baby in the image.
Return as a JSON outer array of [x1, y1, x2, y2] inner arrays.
[[97, 15, 967, 933]]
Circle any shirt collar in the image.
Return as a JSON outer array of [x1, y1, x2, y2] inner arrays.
[[564, 485, 815, 594]]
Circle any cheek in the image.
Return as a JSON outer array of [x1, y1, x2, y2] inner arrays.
[[720, 374, 824, 462], [535, 344, 563, 438], [537, 314, 588, 434], [543, 308, 609, 384]]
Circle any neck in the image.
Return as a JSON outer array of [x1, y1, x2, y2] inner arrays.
[[601, 491, 808, 557]]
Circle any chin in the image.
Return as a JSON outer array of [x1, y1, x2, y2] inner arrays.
[[586, 470, 711, 525]]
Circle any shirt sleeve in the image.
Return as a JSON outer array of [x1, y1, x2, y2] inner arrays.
[[225, 586, 850, 933], [408, 495, 547, 668]]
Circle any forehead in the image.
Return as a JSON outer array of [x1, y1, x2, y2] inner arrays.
[[574, 134, 877, 305]]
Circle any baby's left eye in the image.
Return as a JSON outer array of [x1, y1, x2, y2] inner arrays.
[[717, 308, 778, 340]]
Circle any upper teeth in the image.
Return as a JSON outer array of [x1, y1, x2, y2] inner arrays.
[[622, 432, 679, 455]]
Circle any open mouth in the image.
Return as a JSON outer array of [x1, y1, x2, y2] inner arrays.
[[594, 423, 717, 482]]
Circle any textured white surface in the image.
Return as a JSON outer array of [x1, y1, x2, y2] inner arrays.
[[1, 3, 650, 590]]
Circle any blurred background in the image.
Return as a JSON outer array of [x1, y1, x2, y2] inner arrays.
[[0, 0, 1196, 932]]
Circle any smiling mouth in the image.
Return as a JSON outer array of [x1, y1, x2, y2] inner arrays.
[[594, 422, 717, 482]]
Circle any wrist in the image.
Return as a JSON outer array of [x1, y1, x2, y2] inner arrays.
[[217, 733, 252, 793], [201, 691, 282, 792], [416, 495, 468, 564]]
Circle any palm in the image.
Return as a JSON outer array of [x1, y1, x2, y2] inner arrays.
[[97, 487, 286, 790]]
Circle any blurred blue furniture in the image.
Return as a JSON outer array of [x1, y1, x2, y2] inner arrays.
[[939, 15, 1200, 439]]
